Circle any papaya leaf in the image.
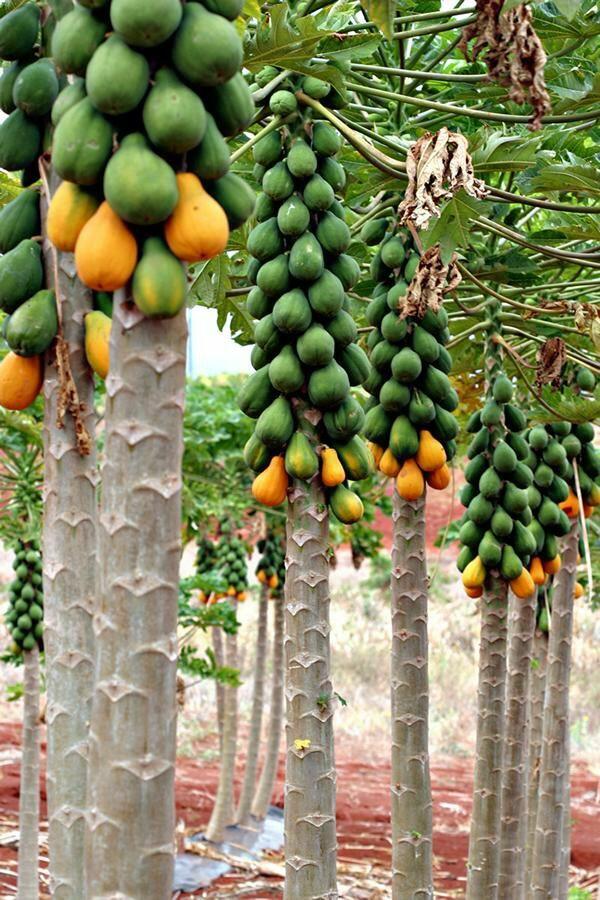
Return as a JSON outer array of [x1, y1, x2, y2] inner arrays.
[[242, 0, 260, 18], [317, 32, 380, 62], [420, 191, 490, 263], [518, 163, 600, 197], [528, 387, 600, 426], [360, 0, 395, 39], [552, 0, 583, 19]]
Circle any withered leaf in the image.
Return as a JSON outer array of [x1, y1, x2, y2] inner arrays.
[[399, 244, 462, 320], [536, 337, 566, 389]]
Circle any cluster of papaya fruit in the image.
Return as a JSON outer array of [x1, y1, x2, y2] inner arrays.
[[239, 84, 374, 525], [44, 0, 255, 336], [533, 421, 600, 519], [256, 531, 286, 597], [196, 530, 249, 604], [459, 375, 540, 600], [4, 539, 44, 654], [565, 362, 597, 395], [362, 221, 458, 501]]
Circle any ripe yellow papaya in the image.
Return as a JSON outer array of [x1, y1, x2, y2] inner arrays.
[[379, 447, 400, 478], [510, 568, 535, 599], [47, 181, 99, 252], [529, 557, 546, 586], [415, 429, 446, 473], [573, 582, 584, 599], [462, 556, 486, 589], [0, 352, 42, 410], [542, 554, 561, 575], [75, 202, 138, 291], [558, 489, 579, 519], [426, 463, 451, 491], [367, 441, 384, 467], [321, 448, 345, 487], [268, 574, 279, 589], [465, 586, 483, 599], [329, 483, 364, 524], [164, 172, 229, 262], [84, 310, 111, 379], [396, 458, 425, 501], [252, 456, 288, 507]]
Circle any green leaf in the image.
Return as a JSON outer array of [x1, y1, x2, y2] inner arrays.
[[553, 0, 583, 19], [520, 164, 600, 198], [420, 191, 490, 261], [529, 387, 600, 426], [242, 0, 260, 18], [361, 0, 395, 39]]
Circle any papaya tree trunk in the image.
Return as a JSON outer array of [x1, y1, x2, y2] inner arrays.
[[284, 477, 337, 900], [237, 586, 269, 824], [531, 525, 578, 899], [206, 619, 239, 842], [85, 295, 187, 898], [498, 588, 537, 899], [211, 624, 226, 748], [559, 726, 571, 899], [17, 646, 40, 900], [41, 183, 97, 900], [252, 594, 285, 820], [390, 491, 433, 899], [524, 627, 549, 893], [466, 579, 508, 900]]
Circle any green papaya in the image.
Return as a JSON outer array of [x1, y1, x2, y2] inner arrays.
[[465, 453, 488, 486], [110, 0, 182, 47], [326, 310, 357, 348], [380, 237, 406, 270], [143, 68, 206, 154], [502, 483, 529, 515], [460, 484, 477, 508], [285, 431, 319, 480], [289, 233, 324, 282], [244, 432, 271, 473], [104, 133, 178, 225], [412, 326, 440, 364], [13, 59, 59, 118], [173, 3, 242, 86], [132, 238, 187, 318], [329, 484, 364, 525], [560, 433, 581, 459], [323, 396, 365, 442], [262, 161, 294, 202], [328, 254, 360, 290], [52, 6, 105, 76], [204, 73, 255, 137], [581, 443, 600, 477], [537, 498, 560, 529], [389, 415, 419, 461], [316, 211, 351, 256], [367, 295, 389, 329], [256, 255, 291, 297], [0, 239, 43, 314], [0, 3, 40, 61], [86, 35, 149, 116], [255, 192, 276, 222], [534, 463, 554, 488], [312, 121, 342, 157], [542, 440, 567, 469], [467, 495, 494, 526], [500, 546, 523, 581], [0, 59, 32, 115], [238, 366, 277, 419], [6, 289, 57, 357], [277, 195, 309, 237], [250, 345, 267, 370], [302, 75, 330, 99], [296, 324, 335, 368], [478, 531, 502, 568], [303, 173, 334, 211], [468, 428, 490, 458], [419, 365, 451, 404], [554, 510, 571, 538], [255, 396, 294, 449], [205, 173, 256, 230], [51, 78, 86, 126], [459, 520, 484, 549], [386, 281, 409, 312], [253, 131, 282, 168], [272, 289, 312, 334], [542, 533, 558, 561], [434, 345, 453, 376], [287, 139, 317, 178], [380, 378, 410, 413], [364, 404, 393, 446], [457, 545, 476, 572], [491, 508, 513, 540], [318, 156, 345, 193], [52, 98, 113, 185], [187, 114, 230, 181], [391, 347, 422, 384], [504, 403, 527, 433], [381, 313, 408, 345], [337, 343, 370, 386], [0, 189, 40, 253], [307, 270, 344, 319], [506, 432, 529, 461], [511, 520, 537, 559], [0, 109, 41, 171], [334, 436, 373, 481], [268, 345, 305, 394], [308, 360, 350, 410], [574, 422, 593, 443], [512, 461, 534, 489], [492, 375, 513, 404], [431, 405, 459, 443], [371, 340, 397, 373], [492, 441, 517, 476], [94, 292, 113, 318], [247, 287, 270, 320], [254, 315, 284, 358], [438, 385, 460, 413], [197, 0, 244, 17], [529, 426, 548, 451], [269, 89, 297, 116], [403, 253, 420, 282], [408, 392, 435, 427], [247, 217, 284, 263]]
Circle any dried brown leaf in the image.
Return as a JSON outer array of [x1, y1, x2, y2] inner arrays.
[[398, 128, 487, 231], [398, 245, 462, 320], [460, 1, 551, 131], [536, 337, 566, 389]]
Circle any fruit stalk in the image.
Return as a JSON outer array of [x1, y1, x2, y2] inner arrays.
[[390, 491, 433, 899], [17, 645, 40, 900], [206, 622, 240, 841], [284, 474, 337, 899], [498, 588, 538, 898], [530, 524, 579, 899], [524, 628, 549, 892], [41, 186, 97, 899], [85, 294, 186, 897], [252, 593, 285, 820], [237, 584, 269, 823]]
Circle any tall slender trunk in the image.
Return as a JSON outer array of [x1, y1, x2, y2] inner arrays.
[[284, 478, 337, 900], [498, 588, 537, 899], [252, 595, 285, 820], [211, 625, 226, 747], [85, 295, 187, 898], [237, 586, 269, 823], [524, 628, 549, 893], [390, 491, 432, 899], [559, 727, 571, 899], [531, 525, 578, 899], [41, 185, 96, 900], [206, 621, 239, 841], [466, 580, 508, 900], [17, 647, 40, 900]]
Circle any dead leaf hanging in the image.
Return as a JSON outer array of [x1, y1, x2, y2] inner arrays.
[[398, 128, 487, 231], [459, 1, 551, 131], [535, 337, 566, 390], [397, 244, 462, 320]]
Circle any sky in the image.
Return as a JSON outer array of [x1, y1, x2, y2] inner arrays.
[[187, 307, 252, 377]]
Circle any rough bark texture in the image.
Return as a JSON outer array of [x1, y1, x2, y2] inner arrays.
[[284, 478, 337, 900], [211, 625, 226, 748], [524, 628, 548, 893], [531, 525, 578, 899], [18, 647, 40, 900], [498, 588, 537, 899], [237, 587, 269, 823], [206, 625, 239, 841], [559, 727, 571, 899], [390, 491, 433, 899], [85, 295, 186, 898], [41, 198, 96, 900], [252, 595, 285, 820], [466, 579, 508, 900]]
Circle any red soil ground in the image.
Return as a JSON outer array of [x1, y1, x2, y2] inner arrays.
[[0, 722, 598, 897]]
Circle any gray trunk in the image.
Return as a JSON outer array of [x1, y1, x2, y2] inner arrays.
[[252, 594, 285, 820], [206, 623, 239, 841], [390, 491, 433, 899], [284, 477, 337, 900], [498, 588, 537, 899], [85, 295, 187, 898], [237, 586, 269, 824], [211, 625, 226, 748], [41, 184, 96, 900], [466, 579, 508, 900], [17, 647, 40, 900], [524, 628, 549, 893], [530, 526, 578, 899]]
